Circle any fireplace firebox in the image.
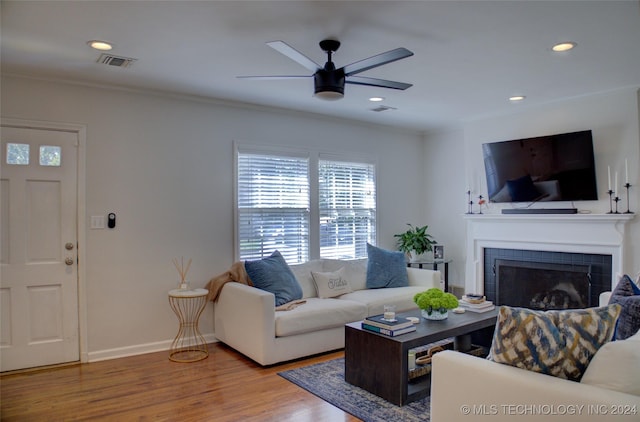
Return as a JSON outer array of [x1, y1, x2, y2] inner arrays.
[[495, 259, 590, 310], [483, 248, 611, 309]]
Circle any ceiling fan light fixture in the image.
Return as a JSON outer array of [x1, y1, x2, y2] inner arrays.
[[314, 69, 345, 100], [315, 90, 344, 100]]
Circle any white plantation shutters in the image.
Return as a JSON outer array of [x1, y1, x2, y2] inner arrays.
[[237, 152, 310, 264], [319, 159, 376, 259]]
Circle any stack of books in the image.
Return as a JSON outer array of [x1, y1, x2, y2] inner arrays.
[[459, 294, 495, 313], [361, 314, 417, 337]]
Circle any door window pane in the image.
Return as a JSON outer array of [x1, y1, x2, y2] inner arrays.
[[39, 146, 61, 167], [6, 143, 29, 165]]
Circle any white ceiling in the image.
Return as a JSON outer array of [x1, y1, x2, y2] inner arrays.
[[2, 1, 640, 132]]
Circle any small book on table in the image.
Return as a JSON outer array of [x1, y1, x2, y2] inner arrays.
[[364, 314, 414, 330], [361, 323, 417, 337]]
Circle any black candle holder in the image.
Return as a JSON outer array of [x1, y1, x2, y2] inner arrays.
[[466, 190, 474, 214], [477, 195, 484, 214], [624, 183, 634, 214], [614, 196, 621, 214], [606, 190, 614, 213]]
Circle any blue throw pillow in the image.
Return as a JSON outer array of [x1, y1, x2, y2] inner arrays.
[[244, 250, 302, 307], [608, 274, 640, 340], [366, 243, 409, 289], [506, 174, 541, 202]]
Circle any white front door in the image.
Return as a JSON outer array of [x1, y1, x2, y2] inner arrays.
[[1, 126, 79, 371]]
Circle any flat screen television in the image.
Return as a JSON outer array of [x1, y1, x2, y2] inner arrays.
[[482, 130, 598, 203]]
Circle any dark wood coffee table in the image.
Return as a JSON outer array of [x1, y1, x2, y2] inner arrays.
[[344, 308, 498, 406]]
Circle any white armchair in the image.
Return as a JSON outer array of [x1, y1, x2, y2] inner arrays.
[[429, 291, 640, 421]]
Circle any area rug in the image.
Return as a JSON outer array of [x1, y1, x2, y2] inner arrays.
[[278, 358, 430, 422]]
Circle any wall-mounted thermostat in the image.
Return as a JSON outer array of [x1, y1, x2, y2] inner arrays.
[[108, 213, 116, 229]]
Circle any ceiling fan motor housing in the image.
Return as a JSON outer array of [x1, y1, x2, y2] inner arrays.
[[314, 68, 345, 99]]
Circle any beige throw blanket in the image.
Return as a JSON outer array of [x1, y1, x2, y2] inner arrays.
[[205, 261, 306, 311], [205, 261, 252, 302]]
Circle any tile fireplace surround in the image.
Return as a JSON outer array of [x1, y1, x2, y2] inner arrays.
[[464, 214, 635, 296]]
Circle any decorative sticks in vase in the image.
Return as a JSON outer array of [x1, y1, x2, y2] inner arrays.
[[173, 256, 192, 290]]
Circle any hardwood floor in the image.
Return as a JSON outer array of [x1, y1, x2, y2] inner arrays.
[[1, 343, 360, 421]]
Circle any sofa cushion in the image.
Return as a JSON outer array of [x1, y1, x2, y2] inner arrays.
[[311, 267, 353, 298], [244, 250, 303, 306], [365, 243, 409, 289], [289, 259, 324, 299], [608, 274, 640, 340], [340, 286, 423, 316], [274, 298, 367, 337], [580, 330, 640, 395], [488, 304, 621, 381], [323, 258, 368, 291]]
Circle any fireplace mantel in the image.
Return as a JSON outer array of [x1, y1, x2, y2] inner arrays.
[[464, 213, 634, 294]]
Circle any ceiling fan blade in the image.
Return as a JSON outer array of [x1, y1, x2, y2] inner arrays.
[[343, 48, 414, 76], [346, 76, 412, 90], [237, 75, 311, 80], [267, 41, 321, 73]]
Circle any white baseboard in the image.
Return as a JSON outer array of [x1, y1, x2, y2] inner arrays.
[[87, 333, 218, 362]]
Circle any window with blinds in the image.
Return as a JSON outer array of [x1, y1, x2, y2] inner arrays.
[[237, 152, 310, 264], [319, 159, 376, 259]]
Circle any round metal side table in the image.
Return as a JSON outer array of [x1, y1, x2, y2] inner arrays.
[[168, 288, 209, 362]]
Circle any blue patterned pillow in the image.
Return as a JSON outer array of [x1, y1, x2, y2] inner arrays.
[[488, 304, 621, 381], [365, 243, 409, 289], [244, 250, 302, 307], [608, 274, 640, 340]]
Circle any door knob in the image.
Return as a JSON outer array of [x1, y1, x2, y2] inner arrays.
[[65, 257, 74, 266], [65, 242, 74, 250]]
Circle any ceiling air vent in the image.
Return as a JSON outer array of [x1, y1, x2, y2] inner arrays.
[[97, 53, 137, 68], [370, 105, 397, 112]]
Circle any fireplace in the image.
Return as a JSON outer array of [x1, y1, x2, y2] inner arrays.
[[464, 214, 633, 301], [484, 248, 610, 309]]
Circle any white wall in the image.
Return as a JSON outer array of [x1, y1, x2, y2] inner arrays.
[[421, 127, 467, 285], [1, 75, 426, 360], [426, 88, 640, 290]]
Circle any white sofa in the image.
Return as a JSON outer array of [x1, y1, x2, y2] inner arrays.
[[213, 258, 441, 365], [430, 291, 640, 421]]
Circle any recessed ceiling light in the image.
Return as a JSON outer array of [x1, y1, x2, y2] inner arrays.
[[88, 40, 113, 51], [551, 42, 576, 52], [369, 97, 385, 102], [509, 95, 526, 102]]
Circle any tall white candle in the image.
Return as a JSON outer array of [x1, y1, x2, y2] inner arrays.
[[615, 172, 618, 196], [626, 159, 629, 184], [475, 260, 484, 287], [472, 260, 477, 286], [472, 171, 478, 194], [608, 166, 611, 191]]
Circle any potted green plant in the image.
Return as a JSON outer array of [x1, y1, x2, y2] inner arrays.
[[394, 224, 436, 262], [414, 288, 459, 320]]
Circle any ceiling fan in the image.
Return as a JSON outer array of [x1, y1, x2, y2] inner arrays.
[[239, 39, 414, 100]]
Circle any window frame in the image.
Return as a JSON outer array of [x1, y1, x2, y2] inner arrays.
[[234, 142, 378, 263]]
